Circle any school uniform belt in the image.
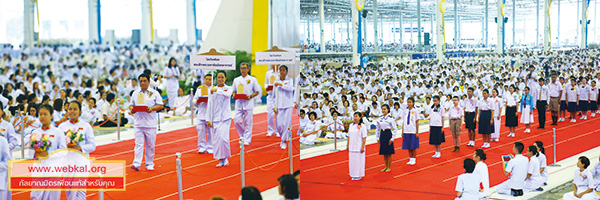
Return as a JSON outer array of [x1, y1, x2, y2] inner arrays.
[[507, 105, 517, 107], [550, 96, 560, 98], [382, 129, 392, 131], [480, 110, 491, 112], [450, 118, 461, 120], [537, 99, 548, 102], [465, 111, 476, 113]]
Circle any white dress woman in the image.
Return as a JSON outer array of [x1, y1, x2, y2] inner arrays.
[[347, 120, 367, 180]]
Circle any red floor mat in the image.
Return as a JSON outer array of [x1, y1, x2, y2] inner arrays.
[[301, 112, 600, 199], [13, 112, 300, 200]]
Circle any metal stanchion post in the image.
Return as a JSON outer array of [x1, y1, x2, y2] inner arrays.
[[549, 128, 561, 167], [176, 152, 183, 200], [289, 129, 293, 174], [20, 115, 25, 159], [190, 88, 194, 126], [116, 96, 121, 141], [331, 122, 340, 152], [240, 138, 245, 188], [98, 173, 104, 200], [158, 110, 161, 131]]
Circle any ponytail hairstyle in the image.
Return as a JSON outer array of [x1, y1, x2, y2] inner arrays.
[[528, 145, 539, 157], [474, 149, 487, 161], [534, 141, 545, 155]]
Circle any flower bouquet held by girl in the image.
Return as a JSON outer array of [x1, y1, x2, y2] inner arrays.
[[65, 128, 84, 151], [29, 132, 51, 159]]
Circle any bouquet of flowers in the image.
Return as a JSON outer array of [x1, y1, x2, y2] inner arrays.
[[65, 128, 84, 150], [29, 132, 51, 158]]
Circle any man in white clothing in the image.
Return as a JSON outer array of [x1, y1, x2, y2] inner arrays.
[[232, 63, 261, 145], [129, 73, 164, 171]]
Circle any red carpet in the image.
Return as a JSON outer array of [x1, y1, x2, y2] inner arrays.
[[301, 112, 600, 200], [12, 111, 300, 200]]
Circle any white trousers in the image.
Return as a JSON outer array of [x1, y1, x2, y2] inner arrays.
[[212, 119, 231, 160], [234, 109, 253, 144], [196, 120, 213, 152], [132, 127, 157, 168], [276, 107, 293, 142], [66, 190, 86, 200], [0, 190, 10, 200], [267, 100, 276, 135], [563, 191, 600, 200], [492, 115, 501, 139]]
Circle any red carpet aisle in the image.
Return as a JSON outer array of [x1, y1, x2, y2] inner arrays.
[[301, 112, 600, 199], [12, 112, 300, 200]]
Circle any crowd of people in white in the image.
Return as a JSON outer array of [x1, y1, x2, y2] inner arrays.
[[296, 49, 600, 199]]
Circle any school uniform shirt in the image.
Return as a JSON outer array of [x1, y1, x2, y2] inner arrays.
[[578, 84, 591, 101], [375, 114, 397, 140], [492, 97, 503, 117], [566, 85, 579, 102], [504, 92, 519, 107], [478, 98, 493, 111], [462, 97, 478, 112], [448, 105, 464, 119], [560, 84, 568, 101], [591, 86, 599, 101], [273, 77, 295, 109], [129, 88, 163, 128], [402, 108, 419, 134], [520, 94, 535, 112], [505, 154, 529, 190], [548, 81, 562, 98], [536, 85, 550, 104], [232, 75, 262, 110], [429, 105, 445, 127], [57, 120, 96, 155], [206, 85, 233, 122], [455, 173, 481, 200]]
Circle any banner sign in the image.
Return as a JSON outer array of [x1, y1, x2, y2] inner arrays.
[[190, 55, 236, 70], [255, 51, 295, 65]]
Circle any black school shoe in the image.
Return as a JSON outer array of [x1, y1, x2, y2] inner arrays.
[[511, 189, 524, 196]]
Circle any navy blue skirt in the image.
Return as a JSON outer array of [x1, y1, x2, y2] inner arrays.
[[568, 102, 578, 112], [560, 100, 568, 111], [429, 126, 445, 145], [579, 100, 589, 111], [478, 110, 493, 135], [379, 129, 395, 155], [590, 101, 598, 111], [402, 134, 420, 150], [505, 106, 518, 127]]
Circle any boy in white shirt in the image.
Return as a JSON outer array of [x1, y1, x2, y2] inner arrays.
[[497, 142, 529, 196]]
